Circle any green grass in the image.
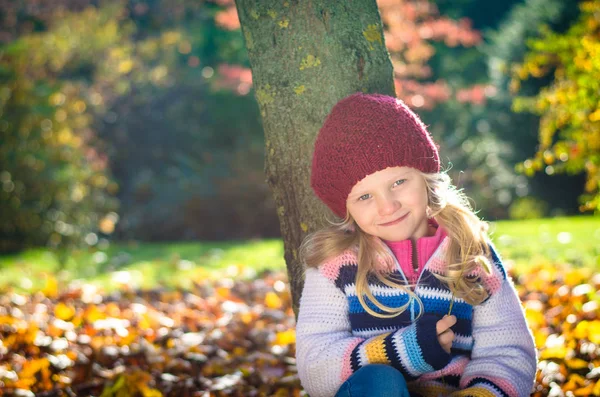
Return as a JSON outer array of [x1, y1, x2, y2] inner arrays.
[[0, 215, 598, 292], [489, 215, 600, 270], [0, 239, 286, 292]]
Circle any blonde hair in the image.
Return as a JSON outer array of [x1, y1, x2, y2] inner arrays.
[[300, 171, 492, 318]]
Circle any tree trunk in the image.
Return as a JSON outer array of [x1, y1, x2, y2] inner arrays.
[[235, 0, 395, 316]]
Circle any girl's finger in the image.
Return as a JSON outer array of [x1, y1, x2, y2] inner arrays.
[[440, 339, 451, 353], [436, 315, 457, 335], [439, 330, 454, 346]]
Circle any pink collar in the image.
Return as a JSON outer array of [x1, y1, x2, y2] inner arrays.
[[384, 224, 447, 283]]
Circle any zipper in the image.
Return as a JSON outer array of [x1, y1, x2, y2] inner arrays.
[[411, 242, 419, 272], [383, 238, 457, 392]]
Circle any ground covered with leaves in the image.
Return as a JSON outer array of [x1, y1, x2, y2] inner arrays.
[[1, 263, 599, 396]]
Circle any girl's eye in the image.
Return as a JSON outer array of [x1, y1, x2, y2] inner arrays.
[[358, 194, 371, 201], [393, 179, 406, 187]]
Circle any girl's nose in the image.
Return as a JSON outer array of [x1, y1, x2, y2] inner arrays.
[[377, 195, 400, 216]]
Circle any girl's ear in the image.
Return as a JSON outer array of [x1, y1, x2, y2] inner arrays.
[[426, 206, 433, 219]]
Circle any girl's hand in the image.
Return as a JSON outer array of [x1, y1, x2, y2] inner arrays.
[[436, 315, 457, 353]]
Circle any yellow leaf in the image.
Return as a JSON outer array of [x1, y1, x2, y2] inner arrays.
[[43, 274, 58, 298], [106, 302, 121, 317], [589, 109, 600, 122], [0, 315, 16, 325], [265, 292, 282, 309], [274, 329, 296, 346], [19, 358, 50, 379], [573, 320, 589, 340], [140, 385, 163, 397], [216, 287, 230, 299], [566, 357, 589, 370], [533, 329, 548, 349], [588, 321, 600, 344], [525, 308, 545, 328], [574, 382, 596, 396], [539, 346, 568, 360], [138, 314, 152, 330], [240, 312, 254, 324], [54, 302, 76, 321], [565, 270, 587, 286], [593, 379, 600, 396], [117, 331, 137, 347], [563, 373, 587, 391], [572, 319, 600, 343], [84, 305, 106, 323]]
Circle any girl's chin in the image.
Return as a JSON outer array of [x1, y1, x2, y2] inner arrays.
[[379, 228, 429, 242], [380, 232, 409, 242]]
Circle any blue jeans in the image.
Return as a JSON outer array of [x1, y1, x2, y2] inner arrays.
[[334, 364, 410, 397]]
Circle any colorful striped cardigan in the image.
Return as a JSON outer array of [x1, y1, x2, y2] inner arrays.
[[295, 237, 537, 397]]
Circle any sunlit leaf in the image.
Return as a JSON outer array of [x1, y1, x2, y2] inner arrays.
[[265, 291, 282, 309], [274, 329, 296, 346], [54, 302, 76, 321], [43, 275, 59, 299], [539, 346, 568, 360], [565, 358, 589, 370]]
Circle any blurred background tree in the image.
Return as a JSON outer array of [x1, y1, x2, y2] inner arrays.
[[511, 0, 599, 213], [0, 4, 125, 255], [0, 0, 279, 253], [482, 0, 584, 218], [0, 0, 591, 254]]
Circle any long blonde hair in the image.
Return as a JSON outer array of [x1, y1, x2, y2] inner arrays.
[[299, 170, 492, 318]]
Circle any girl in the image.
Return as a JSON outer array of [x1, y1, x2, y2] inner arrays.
[[295, 93, 537, 397]]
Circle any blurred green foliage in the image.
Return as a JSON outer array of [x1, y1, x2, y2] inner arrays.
[[512, 0, 600, 213], [0, 1, 280, 252], [423, 0, 585, 219], [482, 0, 584, 216], [508, 197, 549, 220], [0, 5, 130, 254], [399, 0, 584, 219], [422, 0, 523, 218]]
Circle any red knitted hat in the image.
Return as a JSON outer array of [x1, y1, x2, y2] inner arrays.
[[311, 93, 440, 218]]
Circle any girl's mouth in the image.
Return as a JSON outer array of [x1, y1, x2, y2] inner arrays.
[[379, 212, 409, 227]]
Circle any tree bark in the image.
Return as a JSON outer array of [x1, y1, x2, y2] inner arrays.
[[235, 0, 395, 316]]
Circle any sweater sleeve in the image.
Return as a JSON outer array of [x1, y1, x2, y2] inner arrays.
[[296, 267, 450, 397], [451, 244, 538, 397]]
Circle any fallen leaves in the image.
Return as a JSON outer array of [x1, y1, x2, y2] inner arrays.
[[517, 264, 600, 396], [0, 270, 300, 396], [0, 263, 599, 396]]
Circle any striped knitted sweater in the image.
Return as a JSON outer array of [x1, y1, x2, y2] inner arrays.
[[295, 237, 537, 397]]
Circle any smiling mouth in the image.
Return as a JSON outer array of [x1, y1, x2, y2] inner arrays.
[[379, 212, 409, 227]]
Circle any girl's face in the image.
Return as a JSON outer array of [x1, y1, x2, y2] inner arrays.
[[346, 166, 430, 242]]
